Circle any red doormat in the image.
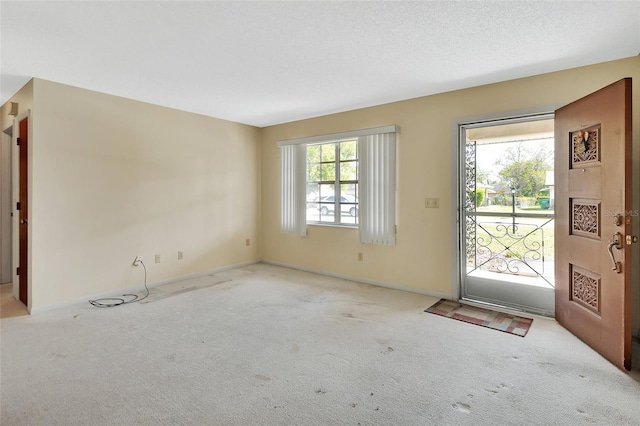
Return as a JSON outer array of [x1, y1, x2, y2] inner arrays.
[[424, 299, 533, 337]]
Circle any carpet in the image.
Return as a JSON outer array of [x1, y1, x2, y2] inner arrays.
[[424, 299, 533, 337], [4, 264, 640, 426]]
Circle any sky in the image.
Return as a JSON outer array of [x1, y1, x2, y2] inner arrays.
[[475, 138, 554, 185]]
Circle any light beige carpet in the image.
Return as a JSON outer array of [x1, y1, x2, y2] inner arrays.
[[1, 264, 639, 425]]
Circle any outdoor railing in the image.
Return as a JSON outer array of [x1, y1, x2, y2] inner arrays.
[[465, 212, 555, 287]]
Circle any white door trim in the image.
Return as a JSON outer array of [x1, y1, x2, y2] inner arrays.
[[12, 110, 31, 310], [450, 106, 558, 313]]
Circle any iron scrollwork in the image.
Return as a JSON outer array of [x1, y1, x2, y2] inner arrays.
[[467, 216, 555, 287], [465, 141, 477, 263]]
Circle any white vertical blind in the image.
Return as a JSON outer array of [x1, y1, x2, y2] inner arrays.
[[358, 132, 396, 245], [280, 144, 307, 236]]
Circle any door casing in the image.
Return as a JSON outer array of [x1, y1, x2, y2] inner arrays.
[[12, 111, 30, 311], [450, 106, 564, 301], [456, 112, 556, 316]]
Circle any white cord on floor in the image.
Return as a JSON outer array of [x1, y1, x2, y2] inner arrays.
[[89, 260, 149, 308]]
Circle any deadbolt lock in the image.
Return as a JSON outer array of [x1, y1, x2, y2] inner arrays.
[[614, 214, 623, 226], [626, 235, 638, 245]]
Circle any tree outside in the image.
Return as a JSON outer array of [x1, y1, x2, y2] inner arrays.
[[306, 140, 358, 200], [495, 142, 552, 199], [475, 139, 554, 210]]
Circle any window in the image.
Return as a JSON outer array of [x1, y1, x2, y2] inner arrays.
[[279, 125, 397, 245], [305, 140, 358, 226]]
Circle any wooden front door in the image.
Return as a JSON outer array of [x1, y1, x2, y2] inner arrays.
[[18, 117, 28, 306], [555, 78, 632, 371]]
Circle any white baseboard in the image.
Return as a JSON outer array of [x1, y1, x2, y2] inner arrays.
[[261, 260, 452, 300], [29, 260, 260, 315]]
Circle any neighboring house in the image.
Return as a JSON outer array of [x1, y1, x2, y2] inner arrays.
[[545, 170, 555, 208], [0, 56, 638, 340], [476, 183, 497, 206]]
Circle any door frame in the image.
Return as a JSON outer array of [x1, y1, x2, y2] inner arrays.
[[12, 110, 31, 311], [450, 106, 562, 305], [1, 126, 13, 284]]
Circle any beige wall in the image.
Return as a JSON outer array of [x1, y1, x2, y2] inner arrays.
[[27, 79, 261, 311], [260, 57, 640, 329]]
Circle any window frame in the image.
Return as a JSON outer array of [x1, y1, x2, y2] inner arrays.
[[306, 139, 359, 228]]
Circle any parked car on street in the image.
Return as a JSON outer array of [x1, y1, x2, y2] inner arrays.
[[318, 195, 358, 217]]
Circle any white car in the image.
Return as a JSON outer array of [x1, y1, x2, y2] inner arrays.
[[318, 195, 358, 217]]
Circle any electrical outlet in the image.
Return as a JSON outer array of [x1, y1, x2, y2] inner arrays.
[[178, 251, 183, 260], [358, 252, 364, 261], [245, 238, 250, 246], [155, 254, 160, 264], [133, 256, 142, 266], [425, 198, 440, 208]]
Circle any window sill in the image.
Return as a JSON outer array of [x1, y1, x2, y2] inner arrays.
[[307, 222, 358, 230]]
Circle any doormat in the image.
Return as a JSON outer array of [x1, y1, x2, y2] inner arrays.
[[424, 299, 533, 337]]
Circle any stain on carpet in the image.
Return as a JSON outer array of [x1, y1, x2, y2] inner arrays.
[[142, 280, 233, 303], [452, 402, 471, 413], [255, 374, 271, 381]]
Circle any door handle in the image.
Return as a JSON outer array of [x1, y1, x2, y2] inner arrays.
[[607, 232, 622, 273], [20, 219, 28, 225]]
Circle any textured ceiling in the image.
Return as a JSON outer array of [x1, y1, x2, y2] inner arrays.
[[1, 1, 639, 127]]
